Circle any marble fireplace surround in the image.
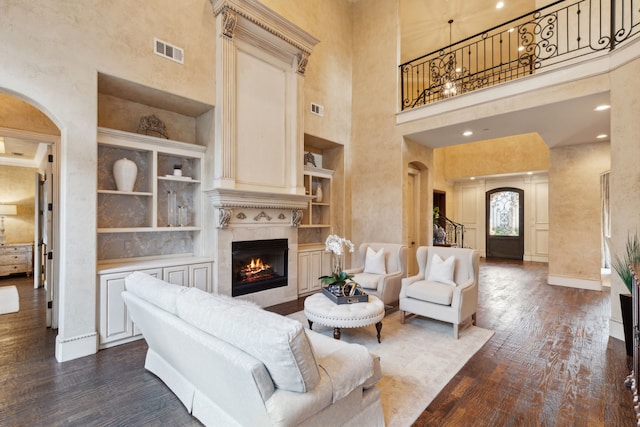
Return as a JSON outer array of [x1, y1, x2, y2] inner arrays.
[[207, 188, 311, 307]]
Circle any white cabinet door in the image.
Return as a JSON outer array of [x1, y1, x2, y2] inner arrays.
[[99, 273, 132, 346], [309, 251, 323, 292], [99, 267, 161, 347], [298, 252, 311, 294], [164, 265, 189, 286], [189, 262, 211, 292]]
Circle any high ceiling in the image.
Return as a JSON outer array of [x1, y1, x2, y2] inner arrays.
[[400, 0, 537, 63]]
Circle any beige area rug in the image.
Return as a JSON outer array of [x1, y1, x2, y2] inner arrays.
[[0, 285, 19, 315], [288, 310, 494, 427]]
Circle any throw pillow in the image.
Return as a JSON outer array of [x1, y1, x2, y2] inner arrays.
[[364, 247, 386, 275], [427, 253, 456, 286]]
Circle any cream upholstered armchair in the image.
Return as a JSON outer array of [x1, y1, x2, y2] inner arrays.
[[345, 243, 407, 306], [399, 246, 479, 338]]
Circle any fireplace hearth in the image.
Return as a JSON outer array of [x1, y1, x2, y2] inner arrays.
[[232, 239, 288, 296]]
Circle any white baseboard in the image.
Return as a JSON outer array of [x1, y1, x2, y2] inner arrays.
[[55, 332, 98, 362], [609, 318, 625, 342], [547, 275, 602, 291]]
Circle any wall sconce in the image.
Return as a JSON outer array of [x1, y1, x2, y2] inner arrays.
[[0, 204, 17, 244]]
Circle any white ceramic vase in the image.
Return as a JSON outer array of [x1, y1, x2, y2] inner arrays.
[[113, 158, 137, 192], [315, 185, 323, 203]]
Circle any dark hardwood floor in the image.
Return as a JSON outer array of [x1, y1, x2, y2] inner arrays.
[[0, 260, 634, 426]]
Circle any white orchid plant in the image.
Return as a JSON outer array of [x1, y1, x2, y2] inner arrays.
[[320, 234, 355, 287]]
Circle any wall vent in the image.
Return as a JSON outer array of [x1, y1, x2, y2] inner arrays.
[[310, 102, 324, 117], [154, 38, 184, 64]]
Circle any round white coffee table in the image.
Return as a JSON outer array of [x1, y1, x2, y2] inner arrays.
[[304, 293, 385, 343]]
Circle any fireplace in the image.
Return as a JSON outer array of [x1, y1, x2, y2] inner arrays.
[[231, 239, 288, 297]]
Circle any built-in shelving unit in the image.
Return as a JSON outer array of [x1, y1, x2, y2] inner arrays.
[[96, 127, 213, 348], [300, 166, 333, 229], [97, 127, 205, 259]]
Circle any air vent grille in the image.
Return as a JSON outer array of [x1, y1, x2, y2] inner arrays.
[[310, 102, 324, 117], [154, 38, 184, 64]]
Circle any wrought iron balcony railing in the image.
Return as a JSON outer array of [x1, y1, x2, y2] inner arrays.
[[400, 0, 640, 110]]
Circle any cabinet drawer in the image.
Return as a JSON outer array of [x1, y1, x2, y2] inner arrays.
[[0, 245, 31, 255], [0, 253, 28, 264], [0, 264, 26, 275]]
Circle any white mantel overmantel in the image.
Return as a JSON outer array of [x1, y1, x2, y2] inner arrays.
[[210, 0, 319, 194], [206, 188, 311, 228]]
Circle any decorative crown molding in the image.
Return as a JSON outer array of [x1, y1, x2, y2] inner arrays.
[[211, 0, 319, 55]]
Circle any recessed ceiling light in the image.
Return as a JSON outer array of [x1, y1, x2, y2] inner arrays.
[[463, 130, 473, 136], [518, 46, 524, 51], [496, 2, 505, 9], [527, 172, 533, 175], [596, 134, 608, 139], [470, 177, 476, 180], [594, 104, 610, 111]]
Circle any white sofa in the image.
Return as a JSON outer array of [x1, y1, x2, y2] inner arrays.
[[122, 272, 385, 427]]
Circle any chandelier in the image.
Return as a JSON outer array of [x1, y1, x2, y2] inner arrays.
[[441, 19, 460, 98]]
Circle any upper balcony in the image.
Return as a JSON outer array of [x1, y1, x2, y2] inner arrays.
[[397, 0, 640, 147]]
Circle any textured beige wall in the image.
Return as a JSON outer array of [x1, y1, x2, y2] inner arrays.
[[350, 1, 408, 245], [610, 57, 640, 330], [98, 94, 197, 143], [440, 133, 549, 180], [0, 165, 36, 245], [261, 0, 353, 146], [0, 94, 59, 135], [548, 142, 610, 281]]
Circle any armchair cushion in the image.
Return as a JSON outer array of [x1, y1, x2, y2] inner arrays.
[[356, 273, 383, 290], [426, 254, 456, 286], [364, 247, 386, 275], [405, 280, 454, 306]]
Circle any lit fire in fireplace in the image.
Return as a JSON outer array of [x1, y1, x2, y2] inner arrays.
[[238, 258, 274, 282]]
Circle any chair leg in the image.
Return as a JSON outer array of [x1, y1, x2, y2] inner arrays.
[[400, 310, 406, 324], [453, 323, 459, 339]]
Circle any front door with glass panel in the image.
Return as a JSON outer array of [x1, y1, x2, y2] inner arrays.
[[486, 188, 524, 260]]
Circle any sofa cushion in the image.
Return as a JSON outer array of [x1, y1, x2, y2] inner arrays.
[[354, 272, 381, 290], [176, 288, 321, 393], [427, 253, 456, 286], [364, 247, 386, 275], [124, 271, 187, 315], [305, 330, 379, 400], [406, 280, 454, 305]]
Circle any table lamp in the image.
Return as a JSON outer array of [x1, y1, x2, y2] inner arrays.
[[0, 204, 17, 244]]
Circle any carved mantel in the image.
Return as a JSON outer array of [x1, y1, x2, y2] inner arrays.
[[206, 188, 311, 228]]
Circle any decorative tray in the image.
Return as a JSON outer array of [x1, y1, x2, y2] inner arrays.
[[322, 284, 369, 304]]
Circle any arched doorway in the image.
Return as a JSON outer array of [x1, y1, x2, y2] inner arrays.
[[486, 187, 524, 260], [0, 93, 60, 328]]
